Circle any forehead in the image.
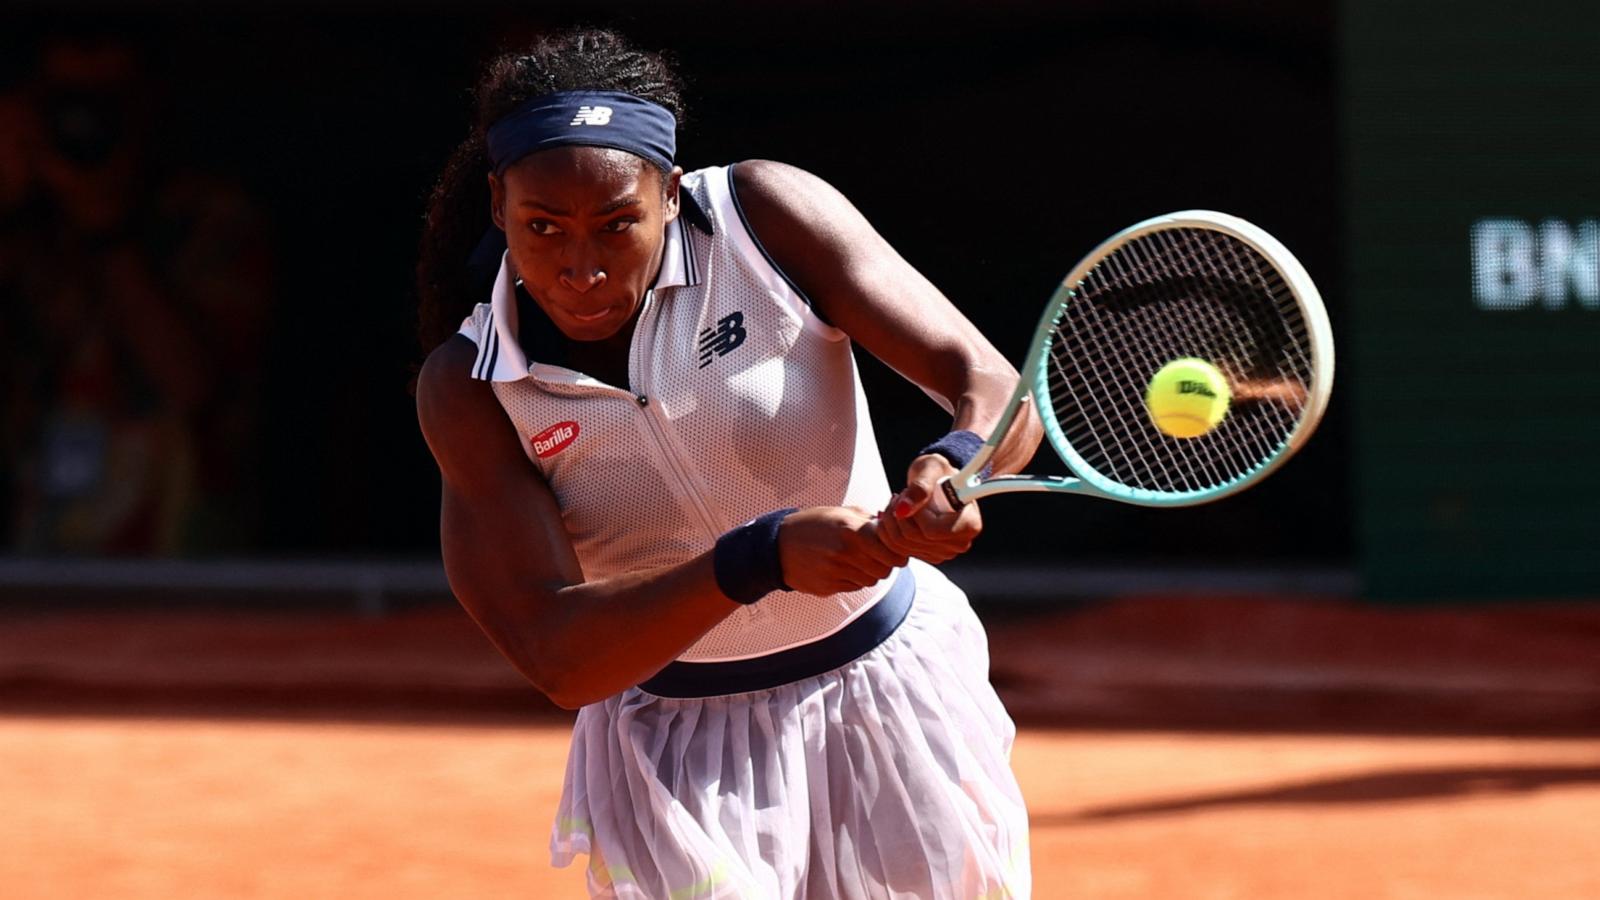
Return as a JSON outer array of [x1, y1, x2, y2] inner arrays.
[[502, 146, 660, 207]]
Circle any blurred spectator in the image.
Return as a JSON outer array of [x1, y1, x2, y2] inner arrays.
[[1, 58, 31, 540], [1, 34, 273, 557]]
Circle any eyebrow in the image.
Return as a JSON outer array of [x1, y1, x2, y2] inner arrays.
[[519, 196, 643, 217]]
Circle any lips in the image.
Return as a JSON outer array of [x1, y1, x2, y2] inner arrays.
[[550, 296, 620, 323], [567, 307, 613, 323]]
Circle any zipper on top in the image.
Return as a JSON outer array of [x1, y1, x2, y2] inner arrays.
[[520, 290, 725, 542], [630, 296, 726, 541]]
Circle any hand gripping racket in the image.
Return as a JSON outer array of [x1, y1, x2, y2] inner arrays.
[[942, 210, 1334, 509]]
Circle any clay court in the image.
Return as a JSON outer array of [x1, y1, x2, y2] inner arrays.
[[4, 592, 1597, 899]]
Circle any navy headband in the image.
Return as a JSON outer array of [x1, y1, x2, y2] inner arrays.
[[486, 90, 677, 176]]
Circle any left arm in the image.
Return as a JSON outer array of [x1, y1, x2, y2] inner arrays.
[[730, 160, 1043, 559]]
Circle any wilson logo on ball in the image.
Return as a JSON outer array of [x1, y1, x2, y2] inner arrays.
[[531, 421, 580, 458]]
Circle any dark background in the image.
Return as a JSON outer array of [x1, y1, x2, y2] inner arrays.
[[2, 2, 1346, 577], [1346, 0, 1600, 598]]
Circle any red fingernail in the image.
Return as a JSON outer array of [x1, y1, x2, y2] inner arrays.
[[893, 499, 912, 518]]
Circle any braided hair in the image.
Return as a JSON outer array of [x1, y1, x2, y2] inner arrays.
[[415, 28, 686, 354]]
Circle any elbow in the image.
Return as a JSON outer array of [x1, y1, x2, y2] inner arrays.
[[513, 652, 586, 710], [465, 604, 630, 709], [542, 690, 590, 712], [517, 646, 610, 710], [466, 608, 601, 709], [483, 632, 582, 709], [536, 674, 597, 710], [535, 656, 645, 709]]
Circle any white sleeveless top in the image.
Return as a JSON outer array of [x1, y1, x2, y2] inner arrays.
[[459, 165, 896, 661]]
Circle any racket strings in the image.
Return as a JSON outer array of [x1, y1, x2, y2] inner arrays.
[[1068, 232, 1303, 489], [1046, 226, 1315, 495], [1111, 237, 1254, 490]]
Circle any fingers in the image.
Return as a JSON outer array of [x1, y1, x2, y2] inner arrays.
[[777, 506, 908, 595], [834, 514, 907, 587], [891, 482, 930, 520], [870, 448, 979, 560], [774, 493, 984, 596], [876, 486, 982, 564], [891, 455, 954, 520], [817, 553, 898, 593], [854, 520, 911, 571]]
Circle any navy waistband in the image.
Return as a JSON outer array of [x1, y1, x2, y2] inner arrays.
[[638, 566, 916, 699]]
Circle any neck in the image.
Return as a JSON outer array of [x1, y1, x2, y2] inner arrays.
[[566, 300, 645, 391]]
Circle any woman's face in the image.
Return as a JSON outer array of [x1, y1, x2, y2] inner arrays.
[[490, 146, 680, 342]]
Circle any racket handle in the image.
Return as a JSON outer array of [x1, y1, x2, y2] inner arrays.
[[939, 476, 967, 511]]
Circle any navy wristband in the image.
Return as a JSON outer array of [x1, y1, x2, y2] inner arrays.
[[713, 508, 797, 604], [917, 430, 986, 472]]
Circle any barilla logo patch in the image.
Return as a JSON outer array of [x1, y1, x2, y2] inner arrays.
[[531, 421, 580, 458]]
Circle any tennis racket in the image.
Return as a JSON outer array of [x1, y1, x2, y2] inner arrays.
[[942, 210, 1333, 509]]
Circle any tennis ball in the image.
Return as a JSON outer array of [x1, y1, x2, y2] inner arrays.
[[1146, 358, 1231, 438]]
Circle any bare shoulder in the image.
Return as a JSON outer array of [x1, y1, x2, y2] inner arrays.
[[417, 335, 492, 431], [730, 158, 823, 196], [729, 160, 882, 301], [729, 159, 856, 234], [418, 334, 480, 384], [416, 335, 524, 492]]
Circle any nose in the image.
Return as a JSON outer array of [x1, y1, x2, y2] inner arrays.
[[560, 266, 607, 294], [559, 242, 608, 294]]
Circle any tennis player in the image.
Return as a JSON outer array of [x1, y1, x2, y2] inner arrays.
[[415, 28, 1041, 899]]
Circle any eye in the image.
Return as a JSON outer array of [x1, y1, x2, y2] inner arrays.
[[528, 219, 563, 236], [604, 217, 638, 234]]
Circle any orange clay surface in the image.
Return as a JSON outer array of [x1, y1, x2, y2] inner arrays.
[[4, 719, 1600, 899], [2, 594, 1598, 898]]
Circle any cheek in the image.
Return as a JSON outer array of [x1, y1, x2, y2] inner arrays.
[[503, 234, 554, 281], [615, 233, 663, 282]]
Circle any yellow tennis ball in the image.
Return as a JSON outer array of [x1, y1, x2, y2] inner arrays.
[[1146, 358, 1231, 438]]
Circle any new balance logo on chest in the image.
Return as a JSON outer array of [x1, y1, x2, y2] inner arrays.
[[698, 311, 747, 368]]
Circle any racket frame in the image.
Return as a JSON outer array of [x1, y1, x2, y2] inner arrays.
[[941, 210, 1334, 509]]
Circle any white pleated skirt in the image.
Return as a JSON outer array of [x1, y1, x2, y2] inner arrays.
[[551, 559, 1032, 899]]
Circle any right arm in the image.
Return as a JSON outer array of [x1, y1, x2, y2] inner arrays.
[[416, 335, 903, 708]]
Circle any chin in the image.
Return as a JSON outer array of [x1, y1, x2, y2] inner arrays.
[[559, 298, 642, 342], [561, 322, 620, 342], [558, 313, 626, 343]]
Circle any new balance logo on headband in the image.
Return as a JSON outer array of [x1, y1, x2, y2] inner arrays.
[[570, 106, 613, 126]]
